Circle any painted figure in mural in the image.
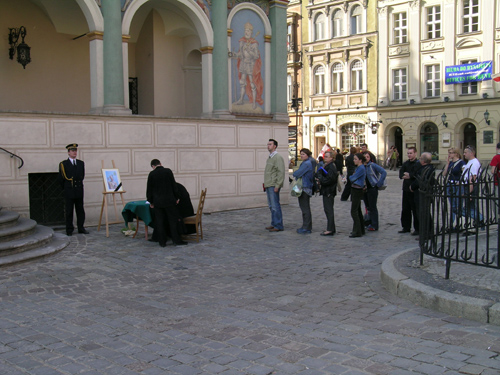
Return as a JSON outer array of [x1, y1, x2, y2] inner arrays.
[[235, 22, 264, 109]]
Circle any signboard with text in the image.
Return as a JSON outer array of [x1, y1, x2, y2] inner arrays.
[[445, 61, 492, 85]]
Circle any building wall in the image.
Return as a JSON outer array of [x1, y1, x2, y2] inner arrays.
[[0, 113, 289, 224], [378, 0, 499, 163]]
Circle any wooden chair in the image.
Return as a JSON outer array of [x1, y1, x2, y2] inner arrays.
[[183, 188, 207, 242]]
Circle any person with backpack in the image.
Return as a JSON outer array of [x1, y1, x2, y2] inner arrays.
[[316, 150, 338, 236], [293, 148, 315, 234], [363, 151, 387, 231]]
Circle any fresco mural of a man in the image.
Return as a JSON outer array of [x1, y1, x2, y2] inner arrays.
[[235, 22, 263, 109]]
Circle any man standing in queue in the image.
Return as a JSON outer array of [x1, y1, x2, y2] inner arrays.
[[398, 147, 420, 235], [264, 139, 285, 232], [59, 143, 88, 236], [146, 159, 188, 247]]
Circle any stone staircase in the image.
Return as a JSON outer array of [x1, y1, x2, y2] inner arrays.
[[0, 206, 69, 267]]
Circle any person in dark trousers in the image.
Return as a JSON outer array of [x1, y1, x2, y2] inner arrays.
[[316, 150, 338, 236], [146, 159, 188, 247], [59, 143, 88, 236], [340, 146, 357, 201], [410, 152, 435, 240], [398, 147, 421, 235], [335, 148, 344, 176]]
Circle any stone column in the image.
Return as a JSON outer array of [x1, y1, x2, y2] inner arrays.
[[102, 0, 131, 115], [442, 0, 456, 101], [269, 0, 289, 121], [88, 31, 104, 114], [407, 1, 421, 103], [377, 6, 389, 106], [480, 0, 495, 98], [212, 0, 231, 118]]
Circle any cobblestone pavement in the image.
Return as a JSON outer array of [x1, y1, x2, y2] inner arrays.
[[1, 172, 500, 374]]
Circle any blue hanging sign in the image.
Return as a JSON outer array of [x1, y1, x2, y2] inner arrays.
[[445, 61, 492, 85]]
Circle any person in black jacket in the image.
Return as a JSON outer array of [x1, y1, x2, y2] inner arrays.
[[146, 159, 187, 247], [340, 146, 357, 201], [316, 150, 338, 236], [410, 152, 435, 240], [398, 147, 421, 235], [58, 143, 88, 236], [335, 148, 344, 175]]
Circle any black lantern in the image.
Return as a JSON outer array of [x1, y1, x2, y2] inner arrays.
[[441, 113, 448, 128], [484, 110, 490, 125], [367, 119, 382, 134], [8, 26, 31, 69]]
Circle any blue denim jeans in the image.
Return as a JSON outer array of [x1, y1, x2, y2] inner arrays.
[[460, 185, 484, 225], [446, 184, 460, 225], [266, 187, 283, 230]]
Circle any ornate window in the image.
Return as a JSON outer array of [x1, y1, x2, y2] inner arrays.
[[314, 13, 326, 41], [425, 65, 441, 97], [341, 123, 366, 151], [393, 68, 407, 100], [332, 9, 343, 37], [314, 65, 325, 94], [393, 12, 407, 44], [426, 6, 441, 39], [463, 0, 479, 33], [332, 63, 344, 92], [315, 125, 326, 133], [350, 60, 363, 91], [420, 123, 439, 159], [350, 5, 362, 35]]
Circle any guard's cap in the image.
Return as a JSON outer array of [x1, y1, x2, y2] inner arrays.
[[66, 143, 78, 150]]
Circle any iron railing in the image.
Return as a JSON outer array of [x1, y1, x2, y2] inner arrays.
[[418, 166, 499, 279]]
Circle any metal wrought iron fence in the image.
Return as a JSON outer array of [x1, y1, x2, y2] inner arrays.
[[418, 165, 499, 279]]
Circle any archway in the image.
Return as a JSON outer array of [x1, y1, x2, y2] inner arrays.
[[314, 124, 327, 158], [123, 0, 213, 116], [463, 123, 477, 152]]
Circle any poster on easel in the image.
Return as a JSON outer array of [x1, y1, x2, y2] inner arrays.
[[102, 169, 123, 192]]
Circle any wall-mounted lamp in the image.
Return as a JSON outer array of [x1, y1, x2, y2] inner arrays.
[[441, 113, 448, 128], [484, 109, 490, 125], [367, 118, 383, 134], [483, 93, 489, 99], [8, 26, 31, 69], [410, 99, 415, 105], [444, 96, 450, 102]]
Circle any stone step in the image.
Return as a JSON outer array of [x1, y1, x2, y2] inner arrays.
[[0, 233, 70, 267], [0, 217, 37, 242], [0, 210, 20, 229], [0, 225, 54, 257]]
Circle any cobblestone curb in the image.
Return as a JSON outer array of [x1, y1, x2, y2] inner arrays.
[[381, 248, 500, 326]]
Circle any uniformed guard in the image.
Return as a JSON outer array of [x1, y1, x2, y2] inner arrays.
[[59, 143, 88, 236]]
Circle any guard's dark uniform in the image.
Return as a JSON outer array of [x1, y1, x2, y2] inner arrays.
[[59, 144, 86, 235]]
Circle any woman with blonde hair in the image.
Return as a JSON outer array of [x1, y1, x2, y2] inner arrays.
[[443, 147, 465, 228]]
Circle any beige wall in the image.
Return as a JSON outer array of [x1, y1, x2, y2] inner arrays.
[[0, 113, 289, 225], [0, 0, 90, 113]]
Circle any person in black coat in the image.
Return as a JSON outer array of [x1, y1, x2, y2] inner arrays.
[[340, 146, 357, 201], [146, 159, 187, 247], [316, 150, 338, 236], [335, 148, 344, 175], [58, 143, 88, 236], [399, 147, 421, 234]]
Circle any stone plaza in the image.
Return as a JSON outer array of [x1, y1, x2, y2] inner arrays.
[[0, 172, 499, 374]]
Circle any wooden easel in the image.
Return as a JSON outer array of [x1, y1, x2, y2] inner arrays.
[[97, 160, 126, 237]]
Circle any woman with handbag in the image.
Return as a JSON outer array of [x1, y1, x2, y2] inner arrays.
[[348, 153, 367, 238], [316, 150, 338, 236], [293, 148, 315, 234], [363, 151, 387, 231], [442, 147, 465, 229]]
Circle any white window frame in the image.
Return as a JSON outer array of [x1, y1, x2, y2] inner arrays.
[[314, 65, 325, 95], [350, 5, 362, 35], [393, 68, 407, 100], [426, 6, 441, 39], [287, 74, 292, 103], [350, 60, 363, 91], [331, 62, 344, 93], [462, 0, 479, 33], [314, 12, 326, 41], [393, 12, 408, 44], [460, 59, 478, 95], [332, 9, 344, 38], [425, 64, 441, 97]]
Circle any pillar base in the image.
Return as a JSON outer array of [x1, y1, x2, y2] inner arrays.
[[212, 110, 235, 119], [102, 105, 132, 115], [273, 112, 290, 122]]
